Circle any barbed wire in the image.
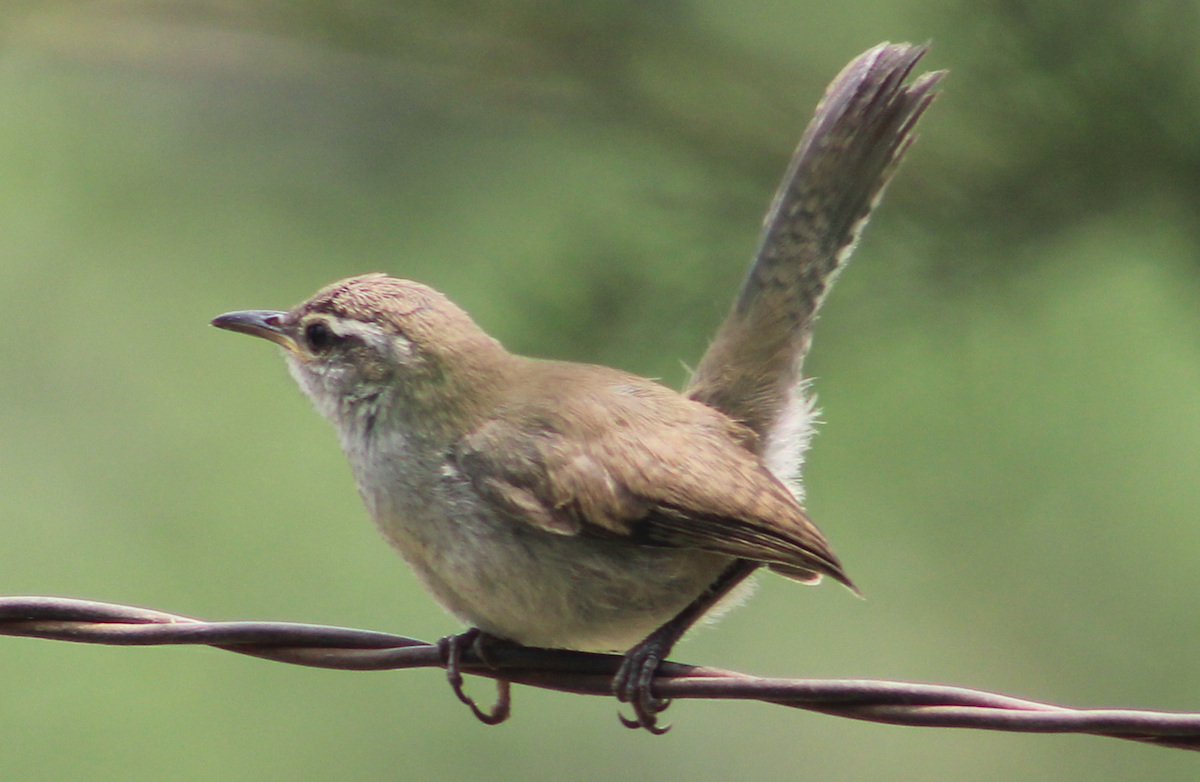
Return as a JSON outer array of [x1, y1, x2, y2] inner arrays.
[[2, 595, 1199, 749]]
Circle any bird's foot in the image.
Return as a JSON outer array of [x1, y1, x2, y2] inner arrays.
[[613, 634, 673, 735], [437, 628, 511, 725]]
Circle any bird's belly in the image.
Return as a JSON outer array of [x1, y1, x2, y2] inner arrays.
[[374, 501, 734, 652]]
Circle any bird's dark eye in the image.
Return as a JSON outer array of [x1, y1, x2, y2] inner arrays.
[[305, 321, 336, 351]]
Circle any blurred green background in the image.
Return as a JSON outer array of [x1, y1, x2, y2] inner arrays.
[[2, 1, 1200, 779]]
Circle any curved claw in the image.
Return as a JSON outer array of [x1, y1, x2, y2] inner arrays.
[[438, 629, 512, 726], [618, 706, 671, 734], [464, 679, 511, 725], [613, 639, 673, 733]]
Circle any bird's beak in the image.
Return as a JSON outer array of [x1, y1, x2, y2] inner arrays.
[[211, 310, 300, 354]]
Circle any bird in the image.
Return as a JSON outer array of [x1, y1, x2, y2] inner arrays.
[[212, 42, 943, 733]]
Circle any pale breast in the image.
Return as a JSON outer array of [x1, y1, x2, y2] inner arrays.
[[361, 453, 734, 651]]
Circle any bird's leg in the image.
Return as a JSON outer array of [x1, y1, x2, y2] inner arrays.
[[437, 628, 512, 725], [614, 559, 760, 733]]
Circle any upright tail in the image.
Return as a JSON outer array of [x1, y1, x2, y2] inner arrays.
[[687, 43, 945, 486]]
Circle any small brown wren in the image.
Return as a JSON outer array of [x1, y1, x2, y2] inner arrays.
[[212, 43, 943, 732]]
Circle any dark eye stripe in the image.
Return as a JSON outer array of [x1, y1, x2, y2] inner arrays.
[[305, 321, 336, 351]]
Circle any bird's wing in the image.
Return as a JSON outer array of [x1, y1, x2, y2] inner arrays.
[[453, 378, 852, 588]]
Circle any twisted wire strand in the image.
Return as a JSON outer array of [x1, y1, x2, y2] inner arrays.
[[1, 595, 1197, 749]]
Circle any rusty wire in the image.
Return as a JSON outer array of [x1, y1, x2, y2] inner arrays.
[[2, 595, 1199, 750]]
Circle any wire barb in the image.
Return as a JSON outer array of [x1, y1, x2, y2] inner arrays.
[[2, 596, 1199, 749]]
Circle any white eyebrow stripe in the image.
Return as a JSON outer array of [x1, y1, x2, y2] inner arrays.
[[318, 317, 412, 358]]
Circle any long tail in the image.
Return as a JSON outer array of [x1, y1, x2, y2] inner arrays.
[[687, 43, 945, 484]]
